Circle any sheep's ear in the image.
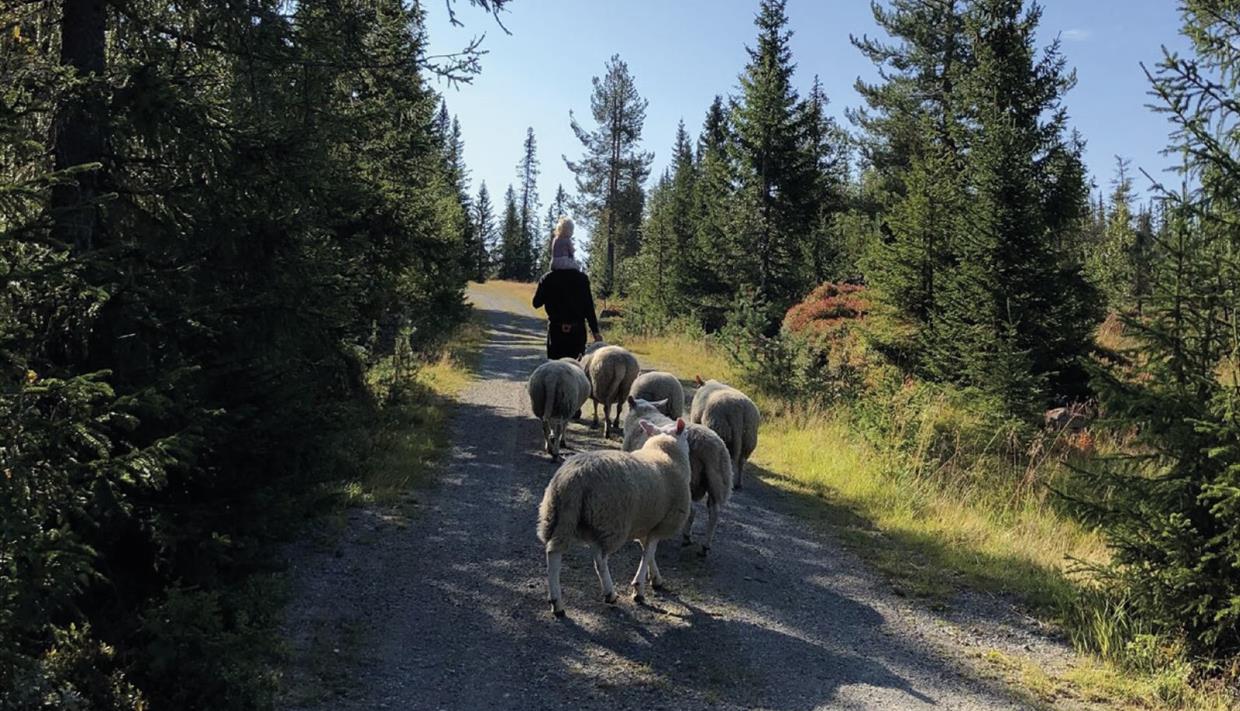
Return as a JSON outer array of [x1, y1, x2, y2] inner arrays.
[[639, 419, 660, 436], [653, 398, 669, 409], [695, 374, 705, 386], [627, 395, 636, 407], [675, 418, 686, 435]]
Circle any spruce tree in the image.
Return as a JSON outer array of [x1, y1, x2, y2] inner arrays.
[[1086, 4, 1240, 659], [931, 0, 1098, 411], [473, 181, 497, 280], [1085, 157, 1139, 310], [797, 75, 849, 286], [516, 127, 541, 280], [690, 96, 738, 328], [729, 0, 814, 323], [498, 184, 527, 279], [565, 54, 653, 296], [630, 121, 699, 323], [853, 0, 968, 350]]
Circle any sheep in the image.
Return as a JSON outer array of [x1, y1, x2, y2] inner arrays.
[[528, 358, 592, 460], [629, 371, 686, 419], [537, 418, 691, 617], [623, 397, 732, 556], [580, 343, 639, 438], [690, 376, 760, 490]]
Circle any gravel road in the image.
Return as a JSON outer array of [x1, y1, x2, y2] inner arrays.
[[279, 282, 1062, 710]]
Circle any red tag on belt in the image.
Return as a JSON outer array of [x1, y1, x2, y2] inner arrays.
[[560, 324, 573, 333]]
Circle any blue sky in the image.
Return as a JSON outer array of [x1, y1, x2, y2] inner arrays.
[[425, 1, 1192, 237]]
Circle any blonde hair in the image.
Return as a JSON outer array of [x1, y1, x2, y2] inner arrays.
[[554, 216, 574, 240]]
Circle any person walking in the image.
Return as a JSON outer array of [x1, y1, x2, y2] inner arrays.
[[532, 217, 602, 359]]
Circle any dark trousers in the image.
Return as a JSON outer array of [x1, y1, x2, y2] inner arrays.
[[547, 321, 586, 360]]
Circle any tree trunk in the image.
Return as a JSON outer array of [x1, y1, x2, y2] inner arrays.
[[52, 0, 108, 253]]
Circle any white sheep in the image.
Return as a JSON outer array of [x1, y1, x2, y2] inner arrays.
[[623, 397, 732, 556], [630, 371, 686, 419], [690, 376, 760, 490], [537, 418, 691, 617], [527, 358, 592, 460], [581, 343, 639, 438]]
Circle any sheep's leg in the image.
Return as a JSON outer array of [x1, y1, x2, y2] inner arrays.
[[601, 402, 612, 438], [542, 420, 553, 455], [631, 541, 650, 603], [557, 421, 568, 453], [732, 452, 744, 490], [593, 547, 617, 604], [681, 504, 696, 546], [701, 499, 720, 557], [547, 549, 565, 618], [591, 399, 600, 429], [647, 539, 664, 590]]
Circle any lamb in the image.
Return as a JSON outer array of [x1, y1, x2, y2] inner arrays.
[[629, 371, 686, 419], [580, 343, 639, 438], [690, 376, 760, 490], [537, 418, 691, 617], [623, 397, 732, 556], [527, 358, 592, 460]]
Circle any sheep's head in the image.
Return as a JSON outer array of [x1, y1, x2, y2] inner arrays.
[[638, 418, 689, 460]]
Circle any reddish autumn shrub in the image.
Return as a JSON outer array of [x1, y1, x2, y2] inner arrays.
[[782, 282, 869, 342]]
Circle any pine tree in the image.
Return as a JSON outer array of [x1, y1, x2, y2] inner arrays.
[[728, 0, 814, 323], [473, 181, 497, 280], [516, 127, 541, 280], [565, 54, 653, 296], [1085, 5, 1240, 659]]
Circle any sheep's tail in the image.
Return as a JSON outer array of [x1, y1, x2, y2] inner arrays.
[[710, 440, 733, 507], [543, 379, 557, 426], [728, 428, 745, 487], [537, 477, 583, 546]]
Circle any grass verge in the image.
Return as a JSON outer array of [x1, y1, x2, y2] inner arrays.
[[347, 313, 487, 504]]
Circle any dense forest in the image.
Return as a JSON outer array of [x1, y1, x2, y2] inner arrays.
[[5, 0, 1240, 708], [0, 0, 504, 707]]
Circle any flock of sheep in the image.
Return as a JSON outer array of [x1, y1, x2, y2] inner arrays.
[[526, 343, 761, 618]]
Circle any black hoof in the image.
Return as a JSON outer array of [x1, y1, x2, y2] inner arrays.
[[681, 537, 693, 547], [652, 581, 665, 591], [604, 593, 618, 604], [634, 593, 646, 604], [698, 546, 710, 558], [733, 483, 743, 491], [553, 608, 566, 618]]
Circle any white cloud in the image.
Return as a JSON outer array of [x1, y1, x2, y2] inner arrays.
[[1062, 28, 1092, 42]]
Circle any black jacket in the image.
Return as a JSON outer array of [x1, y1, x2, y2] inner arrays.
[[532, 269, 600, 335]]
